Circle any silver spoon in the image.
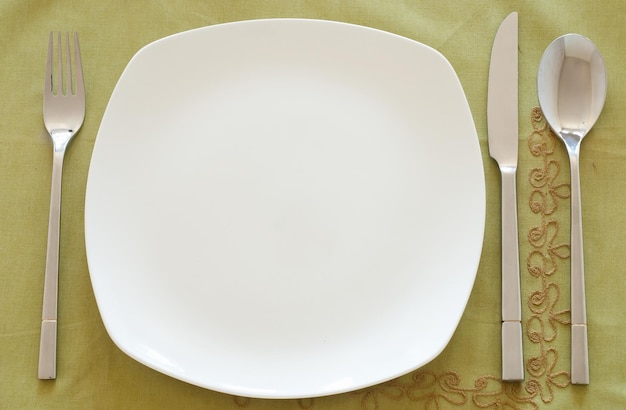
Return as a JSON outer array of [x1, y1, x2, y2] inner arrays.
[[537, 34, 607, 385]]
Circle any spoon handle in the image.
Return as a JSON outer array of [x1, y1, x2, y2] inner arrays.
[[568, 148, 589, 385]]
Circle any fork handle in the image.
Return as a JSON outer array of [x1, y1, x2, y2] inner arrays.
[[38, 320, 57, 379], [39, 149, 65, 380]]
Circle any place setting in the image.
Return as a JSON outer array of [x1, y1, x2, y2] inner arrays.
[[3, 2, 618, 409]]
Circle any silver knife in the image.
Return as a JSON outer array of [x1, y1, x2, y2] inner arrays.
[[487, 11, 523, 382]]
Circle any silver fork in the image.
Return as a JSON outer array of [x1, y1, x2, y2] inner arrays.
[[38, 32, 85, 380]]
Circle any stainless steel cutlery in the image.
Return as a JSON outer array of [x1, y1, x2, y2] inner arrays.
[[38, 32, 86, 380], [487, 12, 524, 382], [537, 33, 607, 385]]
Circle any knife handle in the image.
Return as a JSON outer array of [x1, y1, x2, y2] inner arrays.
[[500, 167, 524, 381], [502, 321, 524, 381]]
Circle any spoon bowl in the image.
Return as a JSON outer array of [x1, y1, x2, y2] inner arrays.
[[537, 33, 607, 385], [538, 34, 607, 148]]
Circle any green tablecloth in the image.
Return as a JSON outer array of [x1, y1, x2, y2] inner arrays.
[[1, 1, 624, 408]]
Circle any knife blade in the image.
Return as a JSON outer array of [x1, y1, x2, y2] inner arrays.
[[487, 11, 523, 382]]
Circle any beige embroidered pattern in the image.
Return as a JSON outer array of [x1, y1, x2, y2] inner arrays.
[[232, 107, 572, 409]]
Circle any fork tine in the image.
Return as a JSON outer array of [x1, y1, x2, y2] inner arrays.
[[64, 32, 72, 96], [73, 32, 85, 97], [45, 32, 53, 94], [56, 32, 63, 95], [46, 32, 84, 97]]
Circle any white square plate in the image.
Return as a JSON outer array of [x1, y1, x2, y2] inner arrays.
[[85, 19, 485, 398]]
